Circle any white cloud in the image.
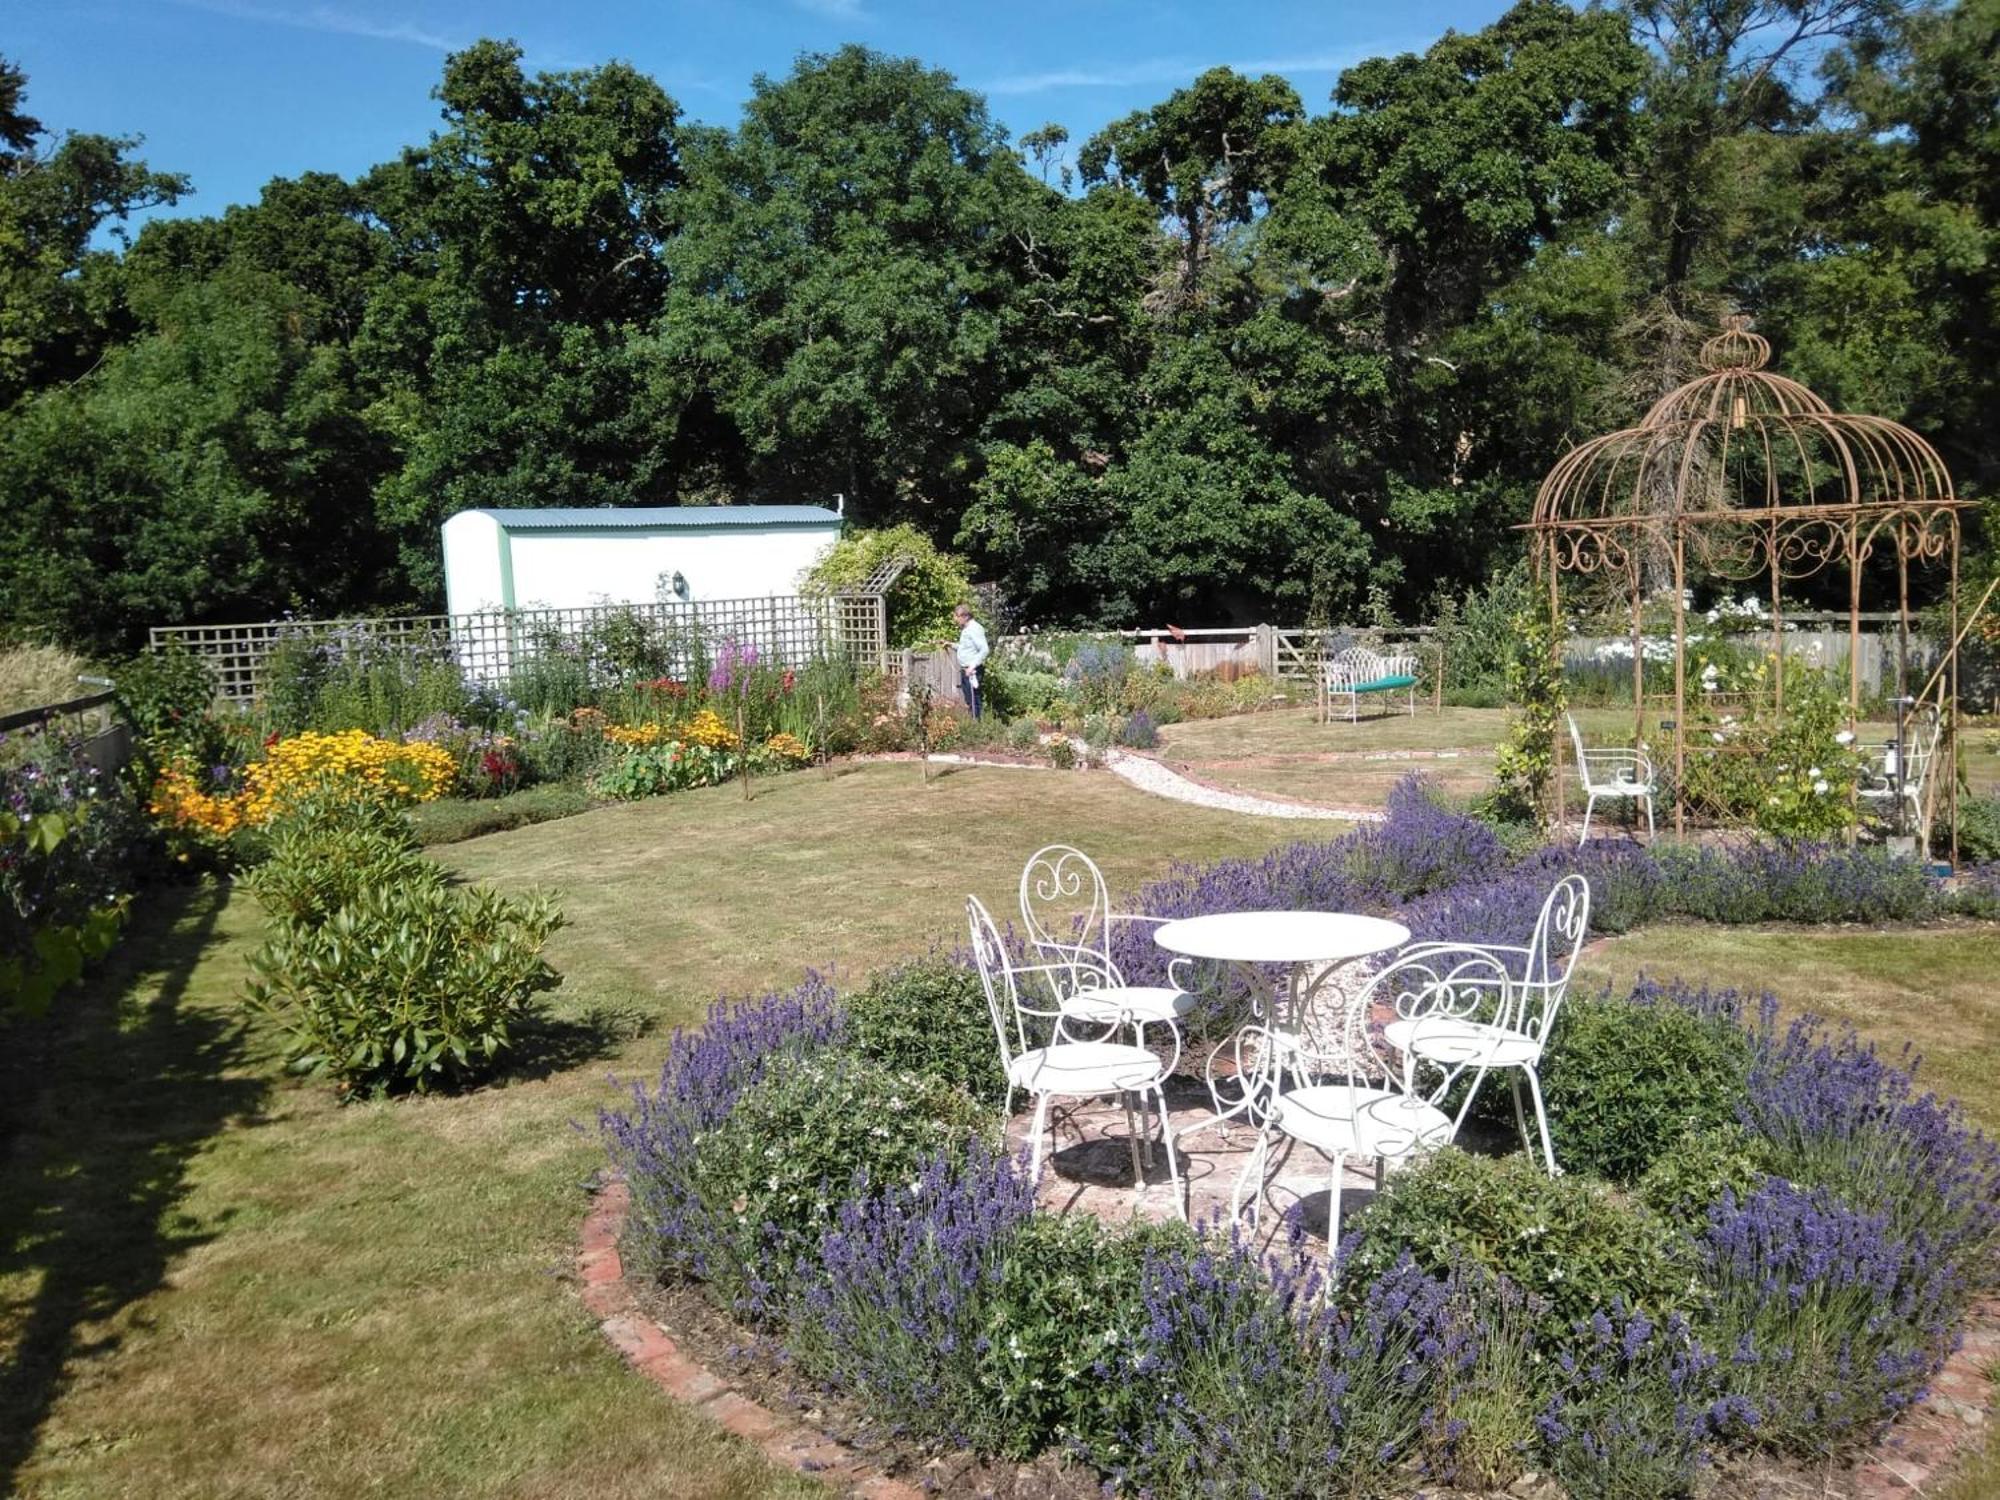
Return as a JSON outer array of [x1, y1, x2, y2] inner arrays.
[[167, 0, 459, 52], [984, 48, 1382, 96], [791, 0, 871, 19]]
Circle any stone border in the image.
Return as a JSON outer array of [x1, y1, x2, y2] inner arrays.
[[581, 1175, 1998, 1499], [578, 1179, 925, 1500]]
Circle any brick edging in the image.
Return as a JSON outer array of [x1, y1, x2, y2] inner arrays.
[[578, 1178, 925, 1500], [581, 1183, 1998, 1500]]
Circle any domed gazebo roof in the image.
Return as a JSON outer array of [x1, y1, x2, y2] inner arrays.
[[1528, 318, 1962, 581]]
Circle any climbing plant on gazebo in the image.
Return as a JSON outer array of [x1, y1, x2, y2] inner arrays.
[[1524, 317, 1970, 853]]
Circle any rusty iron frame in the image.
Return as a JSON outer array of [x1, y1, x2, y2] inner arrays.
[[1523, 317, 1970, 856]]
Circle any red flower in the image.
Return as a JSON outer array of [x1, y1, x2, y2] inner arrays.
[[263, 731, 280, 749], [782, 669, 796, 693]]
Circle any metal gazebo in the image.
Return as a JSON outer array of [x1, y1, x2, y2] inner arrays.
[[1525, 317, 1971, 851]]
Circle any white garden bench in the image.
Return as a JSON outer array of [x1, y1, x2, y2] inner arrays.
[[1324, 647, 1419, 723]]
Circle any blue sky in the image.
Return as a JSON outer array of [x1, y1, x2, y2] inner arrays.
[[14, 0, 1516, 233]]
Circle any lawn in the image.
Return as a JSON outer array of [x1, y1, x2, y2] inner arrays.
[[4, 759, 1996, 1497], [1153, 705, 1632, 808], [0, 764, 1301, 1500], [1577, 923, 2000, 1131], [1153, 703, 1990, 813]]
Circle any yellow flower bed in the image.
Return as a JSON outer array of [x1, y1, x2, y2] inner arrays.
[[605, 722, 671, 747], [683, 709, 739, 750], [149, 730, 457, 837], [764, 732, 811, 765]]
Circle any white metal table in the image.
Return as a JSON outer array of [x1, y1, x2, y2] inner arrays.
[[1152, 911, 1411, 1125]]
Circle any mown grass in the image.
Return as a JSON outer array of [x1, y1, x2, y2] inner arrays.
[[0, 763, 1301, 1499], [1577, 924, 2000, 1131], [4, 758, 1996, 1497]]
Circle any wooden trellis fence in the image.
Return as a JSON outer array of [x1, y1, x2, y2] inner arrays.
[[150, 593, 889, 705]]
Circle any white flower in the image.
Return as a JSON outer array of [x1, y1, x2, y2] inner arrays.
[[1835, 730, 1855, 746], [1807, 767, 1821, 778], [1813, 779, 1830, 795], [1712, 732, 1726, 743]]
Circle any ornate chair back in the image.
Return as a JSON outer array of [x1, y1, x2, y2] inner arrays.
[[1237, 951, 1497, 1150], [1018, 845, 1120, 993], [1515, 874, 1592, 1045], [967, 894, 1109, 1068]]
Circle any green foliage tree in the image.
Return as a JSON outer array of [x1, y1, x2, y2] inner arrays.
[[805, 523, 974, 647], [2, 5, 1994, 650]]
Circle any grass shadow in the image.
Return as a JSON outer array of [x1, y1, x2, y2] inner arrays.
[[0, 882, 264, 1493], [500, 1002, 653, 1082]]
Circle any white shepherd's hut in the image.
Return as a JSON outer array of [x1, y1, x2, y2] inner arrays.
[[441, 505, 845, 616]]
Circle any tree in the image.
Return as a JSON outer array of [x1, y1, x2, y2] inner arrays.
[[659, 46, 1033, 529], [1080, 68, 1304, 317], [0, 56, 187, 408]]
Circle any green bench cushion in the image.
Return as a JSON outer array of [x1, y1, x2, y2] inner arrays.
[[1349, 674, 1417, 693]]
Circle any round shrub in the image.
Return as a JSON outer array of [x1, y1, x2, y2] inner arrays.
[[1635, 1124, 1776, 1223], [1346, 1147, 1690, 1344], [693, 1051, 996, 1294], [1537, 991, 1754, 1183], [245, 878, 565, 1095], [847, 957, 1006, 1105], [974, 1212, 1190, 1459], [249, 798, 440, 930]]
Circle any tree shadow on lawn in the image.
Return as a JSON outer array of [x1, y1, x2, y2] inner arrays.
[[0, 882, 265, 1494], [502, 1001, 654, 1082]]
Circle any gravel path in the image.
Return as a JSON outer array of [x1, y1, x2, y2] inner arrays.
[[1103, 748, 1381, 822]]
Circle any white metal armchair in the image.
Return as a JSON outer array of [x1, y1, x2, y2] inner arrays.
[[1019, 845, 1199, 1052], [1567, 714, 1655, 844], [1384, 874, 1591, 1175], [967, 895, 1181, 1211], [1229, 951, 1470, 1271]]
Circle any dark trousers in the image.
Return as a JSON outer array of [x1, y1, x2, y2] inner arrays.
[[959, 666, 982, 719]]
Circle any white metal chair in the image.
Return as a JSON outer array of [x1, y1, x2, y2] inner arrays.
[[1323, 647, 1420, 723], [966, 895, 1181, 1211], [1384, 874, 1591, 1175], [1018, 845, 1199, 1052], [1567, 714, 1655, 844], [1859, 704, 1939, 847], [1229, 951, 1471, 1270]]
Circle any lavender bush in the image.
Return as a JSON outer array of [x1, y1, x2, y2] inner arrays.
[[787, 1141, 1037, 1447], [1537, 1304, 1755, 1500], [1101, 1218, 1477, 1499], [1699, 1179, 1958, 1453], [1741, 1011, 2000, 1287], [599, 977, 845, 1304], [1343, 775, 1507, 899]]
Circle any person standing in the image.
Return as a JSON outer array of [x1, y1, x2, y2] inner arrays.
[[953, 603, 989, 719]]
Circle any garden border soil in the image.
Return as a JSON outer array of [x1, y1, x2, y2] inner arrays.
[[577, 1174, 2000, 1500]]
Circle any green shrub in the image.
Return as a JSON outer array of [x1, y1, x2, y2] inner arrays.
[[847, 957, 1006, 1105], [1635, 1124, 1775, 1223], [1347, 1148, 1691, 1344], [408, 784, 597, 846], [974, 1213, 1191, 1458], [249, 799, 438, 929], [589, 742, 735, 800], [693, 1051, 995, 1288], [1536, 993, 1753, 1183], [1958, 794, 2000, 865], [985, 662, 1062, 721], [246, 878, 565, 1095]]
